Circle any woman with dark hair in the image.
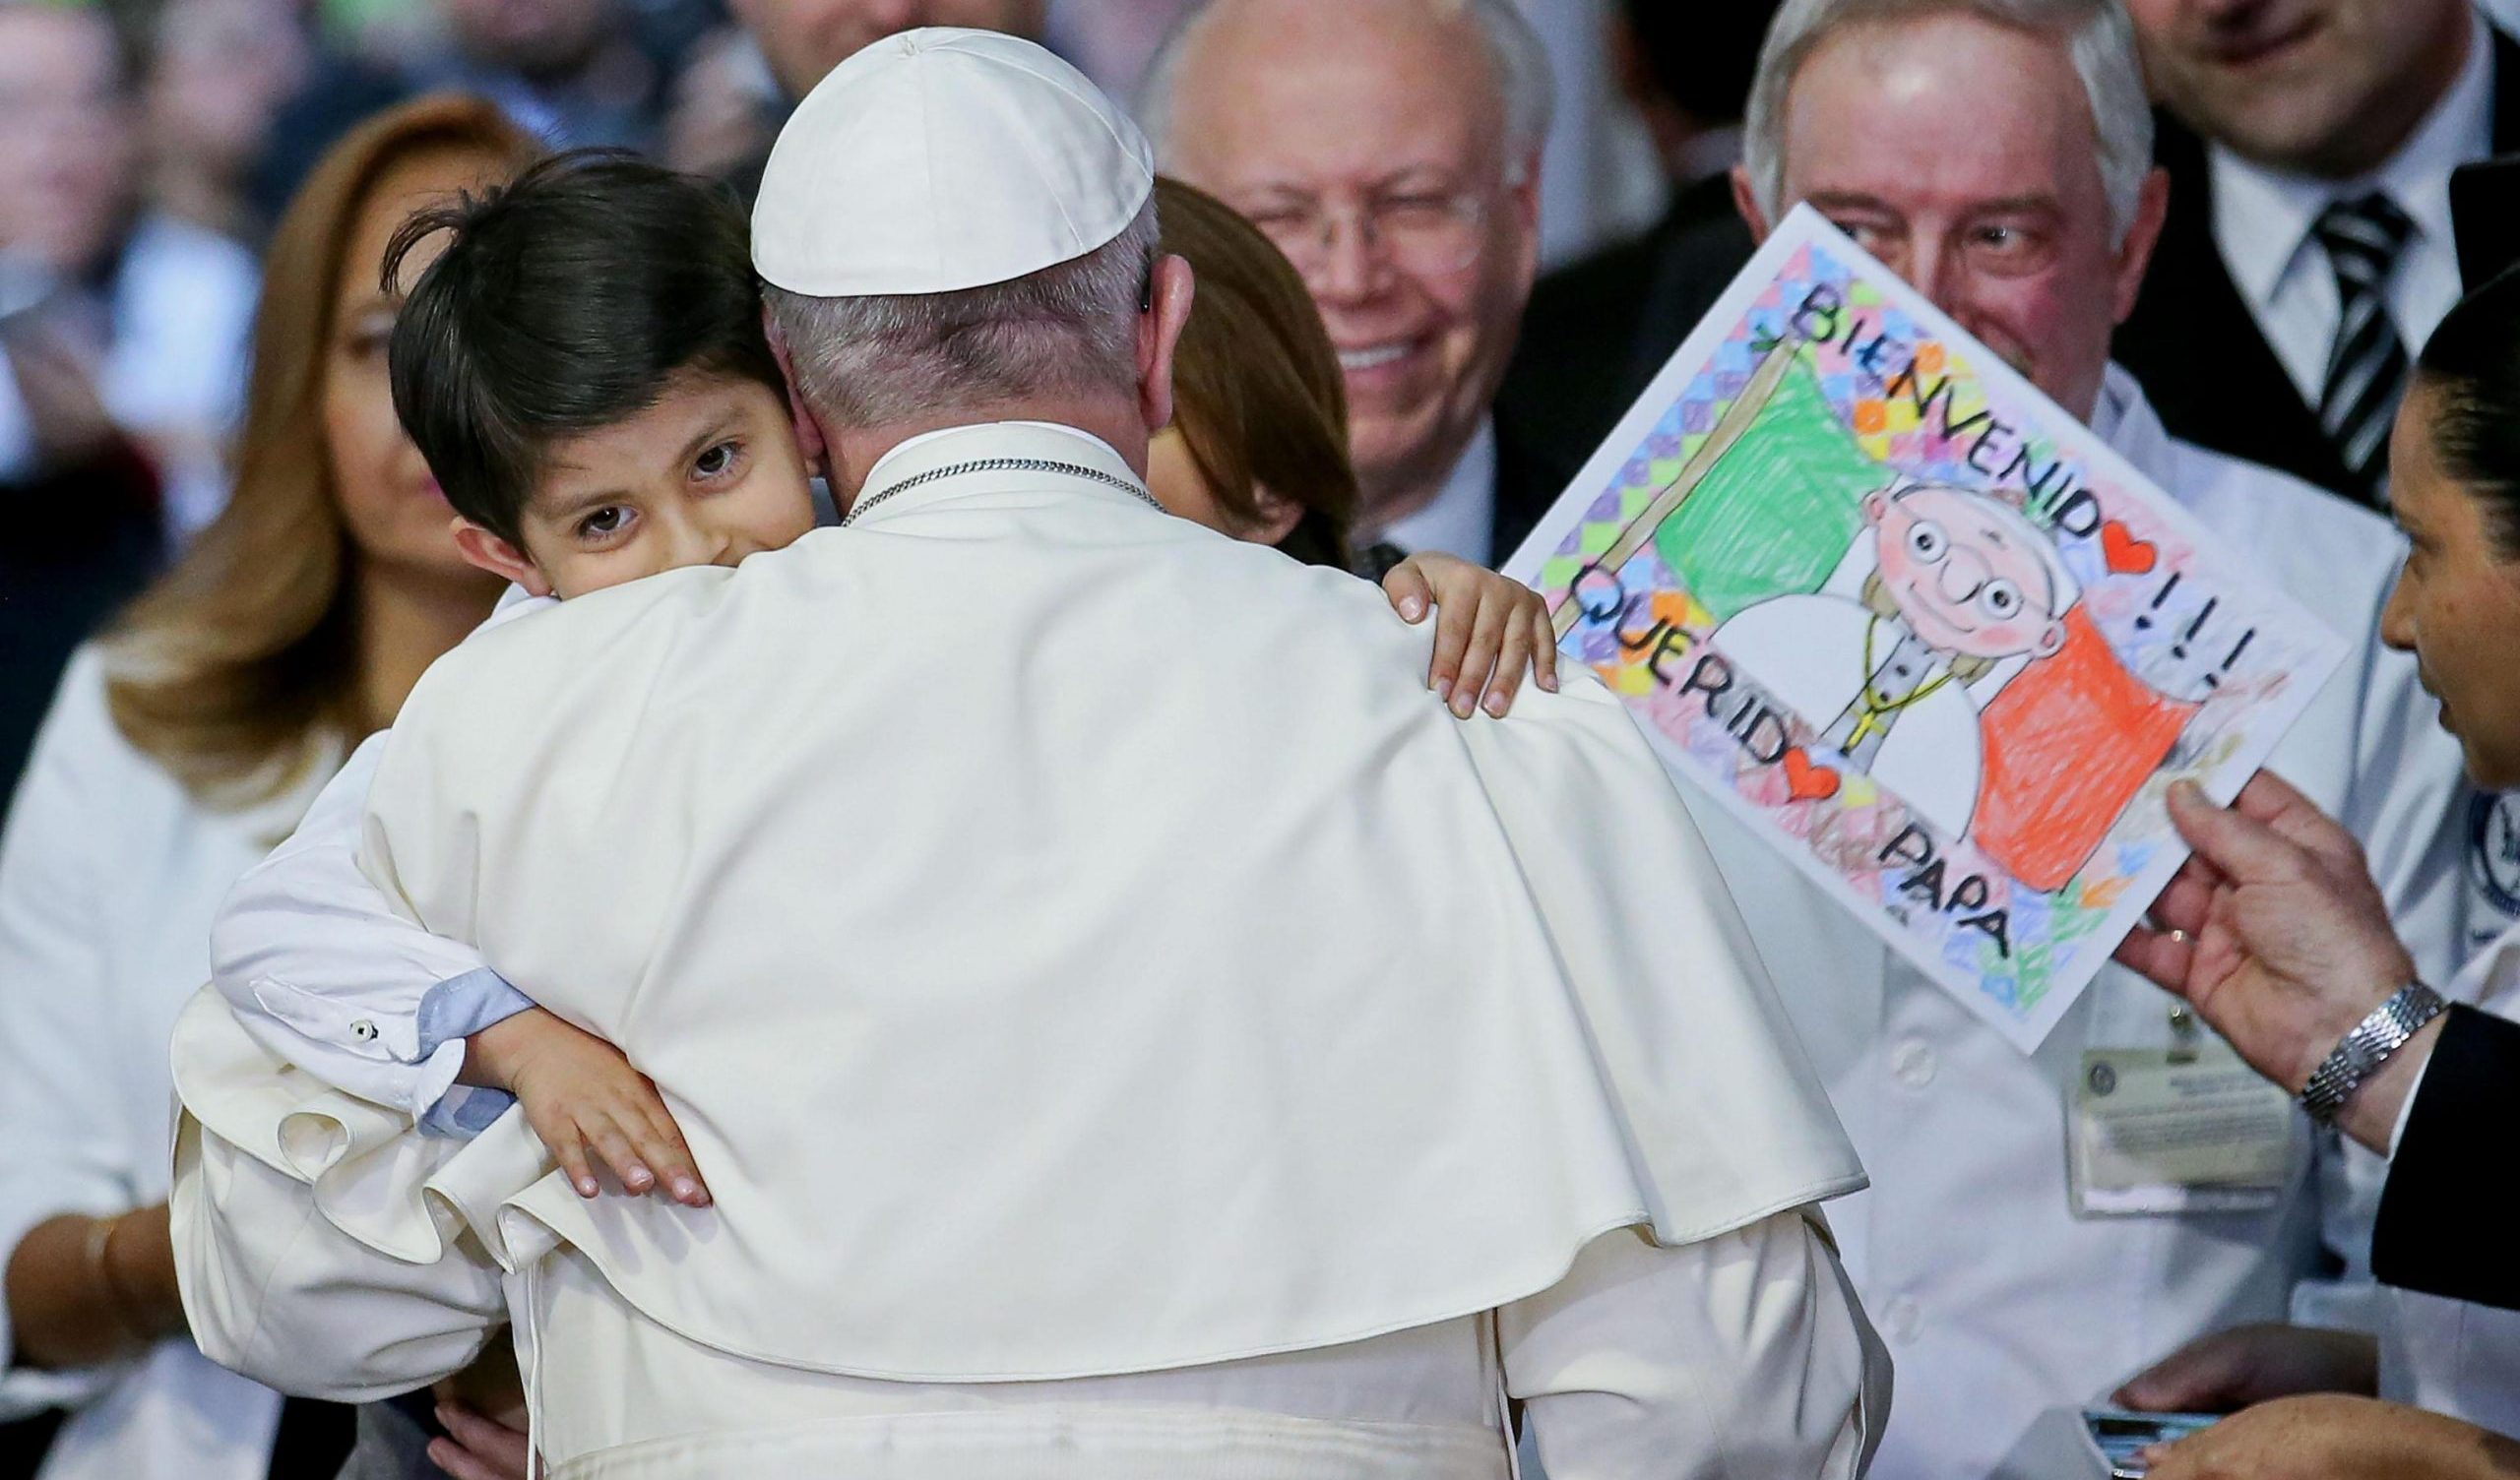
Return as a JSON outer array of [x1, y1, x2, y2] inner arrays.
[[1147, 175, 1359, 569], [0, 94, 539, 1480], [2110, 267, 2520, 1478], [1149, 176, 1554, 716]]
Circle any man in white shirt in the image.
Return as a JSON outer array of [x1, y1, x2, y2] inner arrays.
[[2115, 0, 2515, 508], [172, 30, 1886, 1478], [1141, 0, 1582, 583], [1699, 0, 2489, 1473]]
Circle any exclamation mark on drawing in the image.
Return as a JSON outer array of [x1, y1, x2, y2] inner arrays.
[[2171, 597, 2218, 661], [2134, 572, 2182, 631], [2202, 629, 2255, 693]]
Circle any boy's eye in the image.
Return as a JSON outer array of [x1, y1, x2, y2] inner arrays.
[[579, 506, 632, 538], [694, 441, 741, 480]]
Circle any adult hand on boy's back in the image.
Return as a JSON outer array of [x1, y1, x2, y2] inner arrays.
[[462, 1008, 711, 1206]]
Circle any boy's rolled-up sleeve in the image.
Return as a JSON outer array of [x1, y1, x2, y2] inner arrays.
[[212, 733, 531, 1125]]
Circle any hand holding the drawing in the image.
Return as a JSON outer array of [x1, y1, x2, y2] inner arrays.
[[2115, 1322, 2377, 1414], [463, 1007, 712, 1205], [1381, 553, 1559, 717], [2114, 771, 2426, 1151]]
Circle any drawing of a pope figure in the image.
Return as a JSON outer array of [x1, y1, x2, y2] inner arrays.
[[1714, 481, 2079, 837]]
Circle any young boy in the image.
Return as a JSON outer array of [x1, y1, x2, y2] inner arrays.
[[214, 150, 1562, 1209], [215, 152, 823, 1206]]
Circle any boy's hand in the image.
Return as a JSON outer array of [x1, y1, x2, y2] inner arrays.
[[1381, 552, 1559, 717], [462, 1008, 710, 1206], [430, 1340, 532, 1480], [428, 1401, 535, 1480]]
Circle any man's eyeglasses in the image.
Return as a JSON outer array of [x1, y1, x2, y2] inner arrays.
[[1238, 186, 1495, 277]]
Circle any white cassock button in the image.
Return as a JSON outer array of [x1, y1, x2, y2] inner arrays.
[[350, 1019, 379, 1042], [1883, 1295, 1922, 1344], [1890, 1038, 1937, 1088]]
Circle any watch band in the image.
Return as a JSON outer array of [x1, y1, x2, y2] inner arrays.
[[2298, 981, 2447, 1125]]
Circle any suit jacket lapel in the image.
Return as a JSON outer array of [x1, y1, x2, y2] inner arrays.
[[2492, 28, 2520, 151], [2115, 112, 2361, 498], [1489, 417, 1585, 563]]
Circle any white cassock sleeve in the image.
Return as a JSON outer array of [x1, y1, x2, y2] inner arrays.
[[168, 1105, 508, 1401], [1502, 1211, 1888, 1479]]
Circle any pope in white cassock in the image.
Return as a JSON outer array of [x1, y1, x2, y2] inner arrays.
[[166, 31, 1887, 1479]]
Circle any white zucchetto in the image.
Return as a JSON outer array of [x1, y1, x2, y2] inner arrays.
[[752, 28, 1158, 297]]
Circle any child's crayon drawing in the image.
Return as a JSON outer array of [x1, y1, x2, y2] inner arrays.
[[1504, 208, 2346, 1050]]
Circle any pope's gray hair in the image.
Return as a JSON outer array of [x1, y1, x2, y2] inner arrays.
[[763, 200, 1161, 429], [1742, 0, 2153, 245], [1139, 0, 1556, 179]]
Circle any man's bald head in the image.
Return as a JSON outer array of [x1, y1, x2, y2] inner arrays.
[[1144, 0, 1551, 168], [727, 0, 1046, 102], [1143, 0, 1552, 531]]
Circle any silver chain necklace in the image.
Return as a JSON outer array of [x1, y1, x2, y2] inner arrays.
[[842, 457, 1164, 527]]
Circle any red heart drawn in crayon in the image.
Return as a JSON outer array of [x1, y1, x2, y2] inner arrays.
[[2102, 519, 2158, 576], [1783, 747, 1842, 802]]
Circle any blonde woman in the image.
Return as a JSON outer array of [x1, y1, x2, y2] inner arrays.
[[0, 95, 537, 1480]]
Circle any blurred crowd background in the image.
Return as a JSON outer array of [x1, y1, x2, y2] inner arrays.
[[15, 1, 2520, 1477], [0, 0, 1733, 806]]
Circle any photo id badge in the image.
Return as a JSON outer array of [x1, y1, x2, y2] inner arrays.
[[2068, 1042, 2293, 1216], [2082, 1408, 2219, 1477]]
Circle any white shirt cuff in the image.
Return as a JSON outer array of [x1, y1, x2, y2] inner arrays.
[[2385, 1046, 2433, 1161]]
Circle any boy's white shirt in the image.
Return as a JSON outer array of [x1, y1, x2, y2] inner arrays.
[[172, 420, 1866, 1384], [209, 584, 549, 1125]]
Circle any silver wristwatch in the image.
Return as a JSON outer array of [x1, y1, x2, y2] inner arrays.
[[2297, 982, 2448, 1126]]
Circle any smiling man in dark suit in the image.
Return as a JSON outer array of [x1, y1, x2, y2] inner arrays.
[[2113, 0, 2517, 508], [1146, 0, 1584, 576]]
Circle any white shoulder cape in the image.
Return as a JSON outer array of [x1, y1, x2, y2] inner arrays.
[[177, 429, 1863, 1383]]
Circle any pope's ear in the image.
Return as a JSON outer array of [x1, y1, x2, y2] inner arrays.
[[763, 309, 828, 471], [1862, 489, 1890, 525], [2035, 619, 2068, 658], [1138, 253, 1196, 435], [452, 519, 553, 597]]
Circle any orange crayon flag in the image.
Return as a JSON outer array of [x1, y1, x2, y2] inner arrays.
[[1975, 609, 2196, 892]]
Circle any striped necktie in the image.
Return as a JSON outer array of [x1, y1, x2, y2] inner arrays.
[[2313, 192, 2416, 506]]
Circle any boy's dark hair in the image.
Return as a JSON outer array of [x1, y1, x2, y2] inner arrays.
[[384, 150, 784, 546]]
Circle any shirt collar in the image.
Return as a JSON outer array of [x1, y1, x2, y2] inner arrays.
[[848, 420, 1148, 525], [2210, 5, 2493, 313], [2089, 361, 2180, 496], [860, 420, 1137, 489], [1376, 420, 1499, 563]]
